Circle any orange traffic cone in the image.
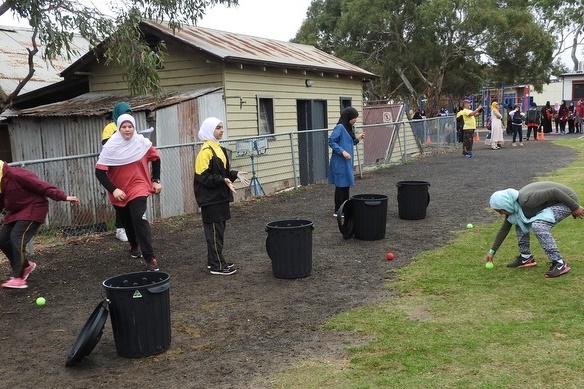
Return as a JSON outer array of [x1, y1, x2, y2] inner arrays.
[[539, 127, 545, 140], [426, 133, 432, 143], [474, 130, 480, 141]]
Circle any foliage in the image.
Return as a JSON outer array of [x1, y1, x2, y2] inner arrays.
[[0, 0, 238, 111], [294, 0, 556, 116], [532, 0, 584, 72], [269, 138, 584, 388]]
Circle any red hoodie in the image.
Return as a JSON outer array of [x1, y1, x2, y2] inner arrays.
[[0, 164, 67, 224]]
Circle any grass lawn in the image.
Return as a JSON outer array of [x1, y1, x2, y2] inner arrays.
[[269, 139, 584, 389]]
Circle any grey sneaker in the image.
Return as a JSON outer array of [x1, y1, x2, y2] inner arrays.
[[544, 262, 571, 278], [506, 255, 537, 268]]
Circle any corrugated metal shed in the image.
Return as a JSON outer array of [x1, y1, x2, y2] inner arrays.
[[64, 20, 376, 79], [3, 87, 222, 117], [0, 25, 88, 95]]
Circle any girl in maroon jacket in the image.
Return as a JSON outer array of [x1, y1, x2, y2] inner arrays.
[[0, 160, 79, 289]]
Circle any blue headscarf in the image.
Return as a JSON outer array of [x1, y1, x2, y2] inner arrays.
[[489, 189, 555, 233]]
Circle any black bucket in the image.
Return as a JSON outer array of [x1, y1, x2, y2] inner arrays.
[[265, 220, 313, 279], [396, 181, 430, 220], [102, 271, 171, 358], [351, 194, 388, 240]]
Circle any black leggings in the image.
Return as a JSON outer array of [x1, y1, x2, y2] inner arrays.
[[0, 220, 40, 278], [334, 186, 350, 213], [114, 196, 155, 261]]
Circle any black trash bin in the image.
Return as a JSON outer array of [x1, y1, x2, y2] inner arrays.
[[102, 271, 171, 358], [396, 181, 430, 220], [350, 194, 388, 240], [265, 219, 313, 279]]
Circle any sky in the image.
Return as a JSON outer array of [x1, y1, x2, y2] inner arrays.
[[198, 0, 313, 41], [0, 0, 314, 42]]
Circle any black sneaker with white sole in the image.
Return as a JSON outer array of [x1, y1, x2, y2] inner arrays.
[[506, 255, 537, 268], [207, 263, 235, 270], [544, 261, 571, 278], [209, 267, 237, 276], [130, 247, 142, 258]]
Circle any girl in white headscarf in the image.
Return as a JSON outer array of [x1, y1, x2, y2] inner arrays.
[[95, 114, 162, 271], [485, 181, 584, 278], [194, 117, 249, 275]]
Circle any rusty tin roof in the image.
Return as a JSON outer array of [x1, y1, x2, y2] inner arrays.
[[147, 21, 375, 78], [3, 87, 221, 117], [64, 20, 375, 80], [0, 26, 89, 96]]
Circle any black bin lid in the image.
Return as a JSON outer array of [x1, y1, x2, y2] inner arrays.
[[65, 300, 109, 367], [337, 199, 354, 239]]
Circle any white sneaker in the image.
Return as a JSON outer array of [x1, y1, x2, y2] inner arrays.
[[519, 142, 524, 146], [116, 228, 128, 242], [512, 143, 517, 147]]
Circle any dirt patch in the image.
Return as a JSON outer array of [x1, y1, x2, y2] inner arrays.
[[0, 137, 577, 388]]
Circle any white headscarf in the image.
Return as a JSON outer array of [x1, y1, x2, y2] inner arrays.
[[198, 117, 222, 142], [97, 114, 152, 166]]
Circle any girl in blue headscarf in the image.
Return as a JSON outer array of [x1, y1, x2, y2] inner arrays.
[[485, 181, 584, 278]]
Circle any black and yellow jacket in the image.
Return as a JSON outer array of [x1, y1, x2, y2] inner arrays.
[[193, 140, 238, 208]]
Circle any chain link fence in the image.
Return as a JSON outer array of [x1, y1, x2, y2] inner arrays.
[[5, 117, 457, 235]]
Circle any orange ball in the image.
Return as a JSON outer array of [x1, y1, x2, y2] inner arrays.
[[386, 252, 394, 260]]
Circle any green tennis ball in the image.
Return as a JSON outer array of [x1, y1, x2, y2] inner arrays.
[[466, 223, 474, 229], [485, 262, 494, 269], [36, 297, 46, 306]]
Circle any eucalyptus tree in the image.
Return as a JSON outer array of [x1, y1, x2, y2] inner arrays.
[[533, 0, 584, 72], [0, 0, 238, 111], [295, 0, 555, 116]]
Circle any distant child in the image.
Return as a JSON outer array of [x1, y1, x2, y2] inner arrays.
[[525, 102, 541, 141]]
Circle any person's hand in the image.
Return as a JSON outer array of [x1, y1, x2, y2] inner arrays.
[[112, 188, 127, 201], [237, 172, 250, 186], [66, 195, 80, 204], [224, 178, 236, 194], [358, 132, 365, 140], [342, 150, 351, 160], [484, 253, 494, 264], [572, 205, 584, 219], [152, 182, 162, 194]]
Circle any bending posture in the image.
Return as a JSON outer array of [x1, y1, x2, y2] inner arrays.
[[328, 107, 364, 216], [194, 117, 249, 276], [95, 114, 162, 271], [485, 181, 584, 278], [0, 160, 79, 289]]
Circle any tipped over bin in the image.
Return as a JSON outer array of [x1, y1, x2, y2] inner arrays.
[[265, 219, 313, 278], [396, 181, 430, 220], [102, 271, 171, 358]]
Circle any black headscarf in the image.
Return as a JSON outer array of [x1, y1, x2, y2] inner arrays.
[[338, 107, 359, 139]]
